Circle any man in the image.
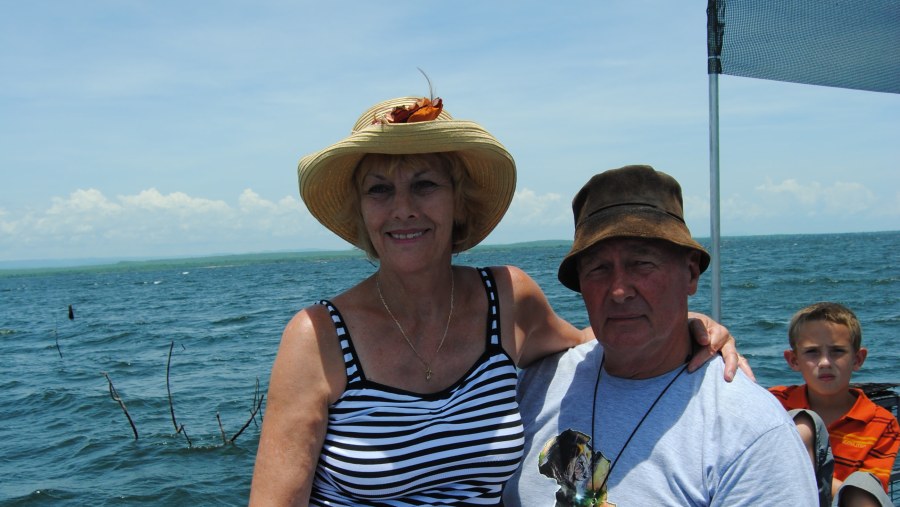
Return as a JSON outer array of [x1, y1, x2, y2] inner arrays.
[[503, 165, 818, 506]]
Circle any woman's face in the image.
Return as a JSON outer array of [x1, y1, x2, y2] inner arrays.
[[359, 158, 456, 271]]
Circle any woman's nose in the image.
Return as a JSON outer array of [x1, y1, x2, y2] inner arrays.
[[391, 188, 417, 219]]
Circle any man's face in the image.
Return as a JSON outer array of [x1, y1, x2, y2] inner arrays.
[[577, 238, 701, 367]]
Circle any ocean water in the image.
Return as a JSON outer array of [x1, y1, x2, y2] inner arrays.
[[0, 231, 897, 506]]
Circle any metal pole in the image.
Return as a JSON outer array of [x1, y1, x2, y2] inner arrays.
[[708, 72, 721, 321]]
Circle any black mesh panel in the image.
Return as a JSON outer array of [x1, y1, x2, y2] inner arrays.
[[707, 0, 900, 94]]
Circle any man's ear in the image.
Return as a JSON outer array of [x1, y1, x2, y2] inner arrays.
[[783, 349, 801, 371], [685, 250, 702, 295]]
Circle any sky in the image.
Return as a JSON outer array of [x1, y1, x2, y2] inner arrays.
[[2, 1, 898, 266]]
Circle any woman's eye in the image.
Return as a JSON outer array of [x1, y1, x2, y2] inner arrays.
[[412, 180, 439, 193], [366, 184, 391, 196]]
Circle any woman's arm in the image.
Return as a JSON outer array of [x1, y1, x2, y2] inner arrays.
[[493, 265, 591, 368], [249, 306, 345, 507], [686, 312, 755, 382]]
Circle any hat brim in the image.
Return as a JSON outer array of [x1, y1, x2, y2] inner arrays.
[[299, 118, 516, 252], [557, 205, 710, 292]]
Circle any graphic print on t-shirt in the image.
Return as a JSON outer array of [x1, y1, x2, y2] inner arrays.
[[537, 429, 614, 507]]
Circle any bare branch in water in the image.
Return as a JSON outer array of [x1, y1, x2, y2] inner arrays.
[[230, 377, 266, 443], [251, 377, 263, 426], [178, 423, 192, 448], [102, 372, 138, 440], [216, 412, 227, 445], [53, 315, 62, 359], [166, 341, 179, 433], [167, 341, 192, 447]]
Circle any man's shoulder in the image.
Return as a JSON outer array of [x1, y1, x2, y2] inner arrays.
[[518, 341, 600, 396], [694, 361, 793, 423], [523, 340, 598, 371]]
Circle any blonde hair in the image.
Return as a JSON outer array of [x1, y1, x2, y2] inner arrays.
[[339, 152, 492, 259], [788, 302, 863, 351]]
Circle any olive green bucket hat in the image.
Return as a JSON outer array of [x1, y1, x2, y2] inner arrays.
[[558, 165, 710, 292]]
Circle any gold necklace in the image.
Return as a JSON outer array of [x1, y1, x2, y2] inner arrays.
[[375, 271, 454, 381]]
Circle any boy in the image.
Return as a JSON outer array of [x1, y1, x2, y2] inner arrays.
[[769, 302, 899, 501]]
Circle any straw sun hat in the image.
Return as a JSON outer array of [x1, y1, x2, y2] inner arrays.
[[297, 96, 517, 252]]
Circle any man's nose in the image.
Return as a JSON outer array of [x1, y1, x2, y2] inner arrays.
[[609, 267, 634, 303]]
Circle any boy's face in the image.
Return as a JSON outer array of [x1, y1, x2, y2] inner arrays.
[[784, 320, 867, 397]]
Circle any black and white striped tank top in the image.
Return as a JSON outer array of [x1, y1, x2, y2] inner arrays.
[[310, 267, 525, 506]]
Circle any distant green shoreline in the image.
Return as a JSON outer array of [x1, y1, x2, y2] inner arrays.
[[2, 231, 896, 275], [0, 240, 574, 275]]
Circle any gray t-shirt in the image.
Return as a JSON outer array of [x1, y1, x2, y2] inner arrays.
[[503, 341, 819, 506]]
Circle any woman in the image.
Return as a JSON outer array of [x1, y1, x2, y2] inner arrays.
[[249, 96, 745, 506]]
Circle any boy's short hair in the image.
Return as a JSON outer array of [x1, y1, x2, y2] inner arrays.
[[788, 302, 863, 351]]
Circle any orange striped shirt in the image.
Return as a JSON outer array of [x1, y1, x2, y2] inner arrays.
[[769, 385, 900, 491]]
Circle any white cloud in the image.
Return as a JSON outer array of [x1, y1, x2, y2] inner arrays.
[[754, 178, 877, 215], [0, 188, 321, 261], [695, 177, 898, 236], [1, 176, 895, 264], [0, 185, 583, 261], [652, 176, 896, 238], [489, 188, 572, 244], [120, 188, 230, 214], [683, 194, 711, 221], [236, 189, 310, 238], [756, 178, 819, 206], [503, 188, 568, 226]]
